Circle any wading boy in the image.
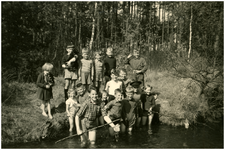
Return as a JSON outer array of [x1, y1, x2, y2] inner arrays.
[[75, 87, 101, 148], [93, 51, 104, 93]]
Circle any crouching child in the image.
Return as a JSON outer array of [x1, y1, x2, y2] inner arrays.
[[75, 87, 101, 148], [102, 89, 126, 141]]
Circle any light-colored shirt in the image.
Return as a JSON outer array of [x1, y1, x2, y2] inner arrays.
[[81, 59, 93, 73], [105, 80, 123, 96]]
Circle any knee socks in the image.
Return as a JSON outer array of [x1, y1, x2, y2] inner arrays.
[[64, 89, 68, 101]]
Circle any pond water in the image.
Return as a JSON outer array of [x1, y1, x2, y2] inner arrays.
[[3, 124, 223, 148]]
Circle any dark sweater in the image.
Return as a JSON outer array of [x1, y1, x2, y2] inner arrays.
[[103, 56, 116, 76]]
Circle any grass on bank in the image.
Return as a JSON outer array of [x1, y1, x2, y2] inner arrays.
[[1, 70, 223, 144]]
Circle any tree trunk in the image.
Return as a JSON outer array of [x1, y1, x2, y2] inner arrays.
[[188, 4, 192, 61], [89, 2, 97, 51]]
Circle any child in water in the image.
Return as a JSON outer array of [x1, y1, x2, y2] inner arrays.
[[66, 89, 80, 132]]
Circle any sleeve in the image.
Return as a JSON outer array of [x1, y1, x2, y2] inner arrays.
[[36, 74, 46, 88], [140, 58, 148, 73], [102, 101, 113, 116], [76, 101, 88, 117], [62, 55, 67, 65], [124, 56, 132, 65]]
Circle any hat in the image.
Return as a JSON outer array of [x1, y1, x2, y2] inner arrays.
[[151, 91, 160, 95], [130, 81, 142, 88], [67, 45, 74, 49], [126, 86, 134, 93]]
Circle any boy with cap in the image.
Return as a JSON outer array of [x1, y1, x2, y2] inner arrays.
[[105, 71, 123, 100], [79, 48, 94, 91], [62, 44, 79, 101], [76, 82, 89, 105], [124, 49, 147, 89], [103, 47, 117, 88], [130, 80, 143, 129]]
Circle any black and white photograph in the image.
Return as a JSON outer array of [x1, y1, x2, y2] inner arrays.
[[2, 1, 224, 148]]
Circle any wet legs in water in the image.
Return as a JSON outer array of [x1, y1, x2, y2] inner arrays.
[[147, 113, 154, 134]]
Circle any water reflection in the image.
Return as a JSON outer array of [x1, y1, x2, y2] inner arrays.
[[2, 124, 223, 148]]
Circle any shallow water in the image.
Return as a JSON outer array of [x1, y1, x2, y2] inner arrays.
[[3, 124, 223, 148]]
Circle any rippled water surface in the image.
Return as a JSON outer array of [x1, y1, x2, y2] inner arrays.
[[3, 124, 223, 148]]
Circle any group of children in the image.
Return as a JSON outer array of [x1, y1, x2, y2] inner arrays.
[[36, 44, 159, 148]]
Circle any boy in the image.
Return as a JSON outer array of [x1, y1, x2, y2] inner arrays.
[[105, 71, 123, 100], [130, 81, 143, 129], [102, 89, 126, 138], [62, 44, 79, 101], [118, 68, 132, 94], [142, 86, 158, 134], [122, 86, 139, 135], [103, 47, 117, 88], [75, 87, 101, 148], [93, 51, 104, 93], [79, 48, 94, 91], [125, 49, 147, 89], [99, 90, 109, 125], [76, 83, 89, 105]]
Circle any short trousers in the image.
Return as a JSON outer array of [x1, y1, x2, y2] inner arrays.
[[95, 72, 103, 82], [81, 118, 97, 130], [81, 72, 91, 85], [64, 69, 78, 80], [133, 73, 144, 88]]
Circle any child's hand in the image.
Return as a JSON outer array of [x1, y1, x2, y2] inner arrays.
[[46, 85, 50, 89], [62, 64, 67, 68], [127, 53, 133, 58]]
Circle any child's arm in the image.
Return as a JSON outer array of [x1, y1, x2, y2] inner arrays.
[[105, 82, 109, 93], [91, 60, 94, 81], [36, 74, 47, 88], [78, 60, 82, 81]]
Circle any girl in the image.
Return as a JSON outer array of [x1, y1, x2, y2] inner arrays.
[[36, 63, 54, 119], [66, 89, 80, 132]]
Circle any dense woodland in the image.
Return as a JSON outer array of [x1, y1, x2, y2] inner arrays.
[[2, 2, 223, 82]]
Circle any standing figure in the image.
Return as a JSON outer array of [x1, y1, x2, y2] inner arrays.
[[79, 48, 94, 91], [75, 87, 101, 148], [124, 49, 147, 89], [103, 47, 117, 88], [105, 71, 123, 100], [142, 85, 158, 134], [36, 63, 55, 119], [93, 51, 104, 93], [118, 68, 132, 95], [62, 44, 79, 101], [66, 89, 80, 132]]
